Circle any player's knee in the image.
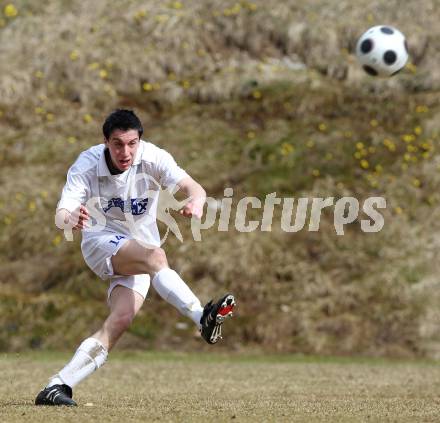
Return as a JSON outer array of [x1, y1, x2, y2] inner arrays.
[[146, 247, 168, 274], [110, 311, 134, 333]]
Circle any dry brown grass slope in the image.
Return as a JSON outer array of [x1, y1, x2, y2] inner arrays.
[[2, 352, 440, 422], [0, 0, 439, 356]]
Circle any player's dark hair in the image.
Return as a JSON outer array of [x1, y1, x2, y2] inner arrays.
[[102, 109, 143, 140]]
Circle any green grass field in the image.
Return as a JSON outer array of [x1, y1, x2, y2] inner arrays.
[[0, 352, 439, 422]]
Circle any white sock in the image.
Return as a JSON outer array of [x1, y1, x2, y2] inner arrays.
[[47, 337, 108, 388], [152, 268, 203, 328]]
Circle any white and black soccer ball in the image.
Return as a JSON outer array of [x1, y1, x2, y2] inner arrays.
[[355, 25, 409, 77]]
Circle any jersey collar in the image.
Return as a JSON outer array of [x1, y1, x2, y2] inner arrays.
[[97, 140, 144, 176]]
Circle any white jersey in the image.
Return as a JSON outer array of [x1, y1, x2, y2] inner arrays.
[[57, 140, 188, 248]]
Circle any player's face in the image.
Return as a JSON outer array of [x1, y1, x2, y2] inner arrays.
[[105, 129, 140, 171]]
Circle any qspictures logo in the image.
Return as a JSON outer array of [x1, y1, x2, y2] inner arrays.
[[190, 189, 386, 241], [56, 174, 386, 246]]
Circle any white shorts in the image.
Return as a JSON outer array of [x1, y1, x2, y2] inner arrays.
[[81, 232, 150, 304]]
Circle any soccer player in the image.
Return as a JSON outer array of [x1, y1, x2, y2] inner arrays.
[[35, 109, 236, 406]]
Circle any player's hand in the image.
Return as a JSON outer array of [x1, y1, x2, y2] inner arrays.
[[179, 198, 205, 220], [55, 206, 90, 231], [70, 205, 90, 230]]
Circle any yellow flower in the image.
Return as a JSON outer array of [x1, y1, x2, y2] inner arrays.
[[360, 159, 369, 169], [369, 179, 378, 188], [35, 107, 45, 115], [99, 69, 108, 79], [46, 113, 54, 121], [182, 80, 190, 89], [252, 90, 262, 99], [28, 201, 36, 212], [370, 119, 379, 127], [325, 153, 333, 161], [230, 3, 241, 14], [356, 142, 364, 150], [83, 114, 93, 123], [68, 136, 77, 144], [318, 123, 327, 132], [403, 153, 411, 162], [4, 216, 12, 225], [69, 50, 80, 61], [168, 72, 177, 81], [155, 14, 169, 23], [354, 151, 362, 159], [402, 134, 415, 143], [40, 190, 48, 199], [142, 82, 153, 91], [427, 196, 435, 206], [394, 206, 403, 215], [247, 131, 255, 139], [383, 138, 396, 152], [134, 10, 147, 20], [171, 1, 183, 9], [375, 164, 383, 173], [34, 70, 44, 79], [420, 142, 432, 151], [88, 62, 100, 70], [415, 105, 429, 113], [414, 126, 422, 135], [407, 145, 417, 153], [306, 140, 315, 148], [312, 169, 320, 177], [52, 235, 62, 247], [412, 178, 421, 188], [280, 142, 294, 156], [4, 4, 18, 18], [406, 62, 417, 74]]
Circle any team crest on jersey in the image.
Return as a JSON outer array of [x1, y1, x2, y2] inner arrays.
[[103, 197, 149, 215]]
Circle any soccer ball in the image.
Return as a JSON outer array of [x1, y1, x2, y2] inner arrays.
[[355, 25, 409, 77]]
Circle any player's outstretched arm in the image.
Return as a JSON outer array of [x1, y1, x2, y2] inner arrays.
[[177, 176, 206, 220]]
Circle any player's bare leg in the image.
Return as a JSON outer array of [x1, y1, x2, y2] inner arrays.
[[111, 240, 205, 325], [112, 239, 235, 344], [110, 239, 169, 276], [91, 285, 145, 350], [36, 286, 145, 406]]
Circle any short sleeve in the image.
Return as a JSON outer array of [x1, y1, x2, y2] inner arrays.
[[155, 148, 188, 188]]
